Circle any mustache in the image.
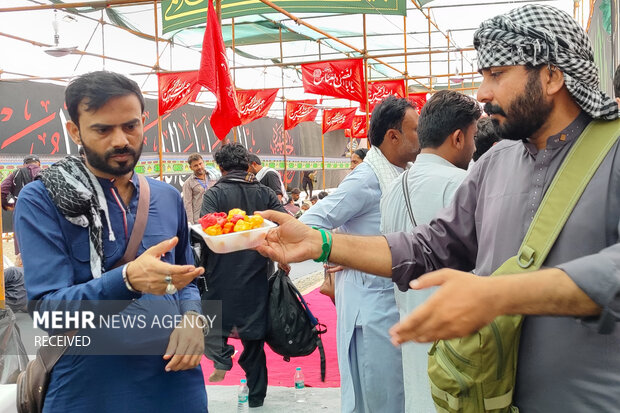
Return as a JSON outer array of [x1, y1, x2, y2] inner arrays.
[[105, 146, 136, 159], [484, 103, 507, 117]]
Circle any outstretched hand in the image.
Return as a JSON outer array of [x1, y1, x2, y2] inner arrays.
[[126, 237, 204, 295], [254, 210, 321, 264], [389, 269, 499, 344]]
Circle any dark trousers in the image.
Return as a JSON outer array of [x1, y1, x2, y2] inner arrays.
[[205, 335, 267, 404], [302, 177, 313, 198]]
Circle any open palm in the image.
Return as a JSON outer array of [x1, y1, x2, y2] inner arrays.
[[255, 210, 317, 264]]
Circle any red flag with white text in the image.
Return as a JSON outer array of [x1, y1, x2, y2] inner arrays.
[[351, 115, 368, 138], [302, 59, 365, 104], [408, 93, 428, 114], [284, 100, 318, 130], [366, 79, 406, 113], [197, 0, 241, 140], [236, 89, 279, 125], [322, 107, 357, 134], [157, 71, 201, 115]]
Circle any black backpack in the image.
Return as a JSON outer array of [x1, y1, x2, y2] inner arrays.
[[11, 167, 34, 198], [265, 269, 327, 381]]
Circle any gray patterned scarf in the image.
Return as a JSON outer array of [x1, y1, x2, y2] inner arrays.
[[474, 4, 619, 120], [37, 156, 115, 279]]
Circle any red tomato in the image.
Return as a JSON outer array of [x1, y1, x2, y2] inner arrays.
[[198, 213, 217, 229], [229, 214, 246, 224]]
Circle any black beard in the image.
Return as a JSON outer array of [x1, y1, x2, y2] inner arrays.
[[484, 70, 553, 141], [81, 141, 143, 176]]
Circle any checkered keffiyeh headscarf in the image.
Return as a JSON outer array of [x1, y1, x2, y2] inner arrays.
[[474, 4, 619, 120], [38, 156, 116, 279]]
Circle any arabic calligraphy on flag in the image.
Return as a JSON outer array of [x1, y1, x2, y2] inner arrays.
[[157, 71, 201, 115], [366, 79, 406, 113], [236, 89, 279, 125], [284, 99, 318, 130], [351, 115, 367, 138], [302, 59, 365, 104], [322, 107, 357, 134]]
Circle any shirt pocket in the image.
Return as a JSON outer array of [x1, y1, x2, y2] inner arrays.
[[71, 240, 91, 263], [141, 233, 174, 264], [71, 239, 95, 283]]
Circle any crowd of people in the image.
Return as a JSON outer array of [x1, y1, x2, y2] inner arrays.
[[4, 3, 620, 413]]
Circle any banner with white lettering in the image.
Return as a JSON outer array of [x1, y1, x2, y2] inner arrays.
[[157, 71, 201, 115], [302, 59, 365, 104]]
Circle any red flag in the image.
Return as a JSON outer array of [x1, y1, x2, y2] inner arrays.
[[157, 71, 201, 115], [408, 93, 428, 114], [302, 59, 365, 104], [197, 0, 241, 140], [322, 107, 357, 134], [236, 89, 278, 125], [366, 79, 406, 113], [351, 115, 368, 138], [284, 100, 318, 130]]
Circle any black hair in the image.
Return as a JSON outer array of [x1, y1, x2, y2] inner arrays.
[[472, 117, 500, 161], [353, 148, 368, 160], [247, 153, 261, 165], [214, 143, 249, 172], [368, 95, 415, 147], [614, 64, 620, 99], [65, 71, 145, 127], [417, 90, 481, 149], [318, 191, 328, 199]]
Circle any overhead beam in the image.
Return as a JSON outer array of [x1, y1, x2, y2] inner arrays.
[[256, 0, 430, 90], [0, 0, 156, 12], [0, 31, 155, 70]]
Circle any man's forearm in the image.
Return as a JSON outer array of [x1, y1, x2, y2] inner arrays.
[[328, 233, 392, 277], [492, 268, 601, 317]]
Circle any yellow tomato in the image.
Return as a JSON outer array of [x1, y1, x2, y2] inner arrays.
[[248, 215, 264, 229], [227, 208, 246, 219], [233, 220, 252, 232], [205, 224, 222, 236]]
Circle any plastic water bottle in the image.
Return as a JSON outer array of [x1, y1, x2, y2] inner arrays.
[[294, 367, 305, 402], [237, 379, 249, 412]]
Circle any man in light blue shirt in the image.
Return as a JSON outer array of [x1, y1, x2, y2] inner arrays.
[[300, 96, 419, 412], [382, 90, 481, 412]]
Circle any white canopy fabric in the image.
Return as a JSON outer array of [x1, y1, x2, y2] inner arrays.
[[0, 0, 585, 120]]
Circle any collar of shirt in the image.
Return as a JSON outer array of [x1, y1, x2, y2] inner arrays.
[[96, 172, 140, 209], [415, 153, 459, 169], [522, 111, 591, 156]]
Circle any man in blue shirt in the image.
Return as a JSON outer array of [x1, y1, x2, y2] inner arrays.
[[15, 71, 208, 412]]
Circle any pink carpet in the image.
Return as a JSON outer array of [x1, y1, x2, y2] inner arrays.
[[201, 287, 340, 388]]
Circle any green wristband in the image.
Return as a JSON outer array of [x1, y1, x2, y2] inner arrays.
[[312, 227, 333, 263]]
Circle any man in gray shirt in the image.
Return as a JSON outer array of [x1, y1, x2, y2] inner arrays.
[[256, 5, 620, 412]]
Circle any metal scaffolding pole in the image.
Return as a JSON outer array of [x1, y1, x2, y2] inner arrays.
[[232, 16, 238, 143], [363, 14, 371, 149], [447, 32, 451, 90], [279, 26, 288, 182], [256, 0, 430, 90], [153, 0, 163, 180], [404, 15, 409, 97], [428, 9, 433, 91]]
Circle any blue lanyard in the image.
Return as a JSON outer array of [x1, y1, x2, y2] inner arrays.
[[196, 177, 208, 190]]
